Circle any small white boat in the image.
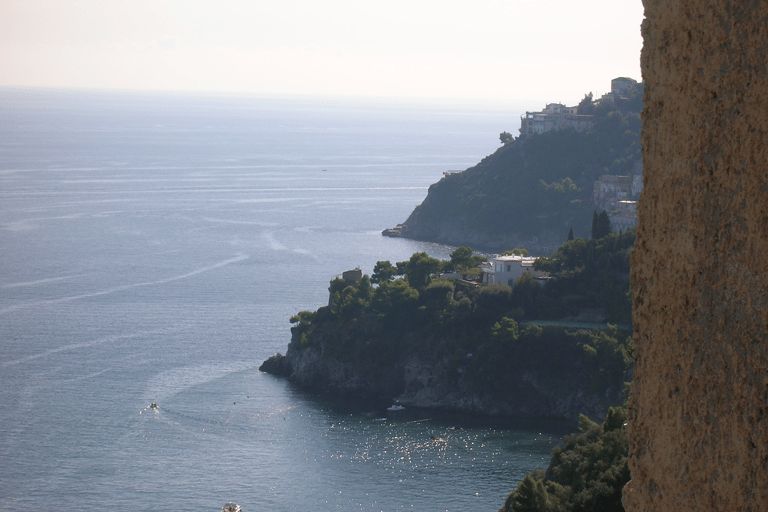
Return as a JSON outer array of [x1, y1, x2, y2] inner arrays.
[[387, 404, 405, 412], [222, 503, 241, 512]]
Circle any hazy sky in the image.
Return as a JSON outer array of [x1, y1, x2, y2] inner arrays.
[[0, 0, 643, 104]]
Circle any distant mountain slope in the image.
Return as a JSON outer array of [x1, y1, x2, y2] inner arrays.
[[391, 92, 642, 254]]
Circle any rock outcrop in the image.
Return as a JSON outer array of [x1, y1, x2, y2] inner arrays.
[[625, 1, 768, 510], [258, 352, 292, 378]]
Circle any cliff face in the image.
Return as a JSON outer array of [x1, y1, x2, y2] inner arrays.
[[625, 1, 768, 510], [262, 325, 628, 424]]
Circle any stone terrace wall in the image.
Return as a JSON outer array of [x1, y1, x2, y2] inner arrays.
[[625, 1, 768, 510]]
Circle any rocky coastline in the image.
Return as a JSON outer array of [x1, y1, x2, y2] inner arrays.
[[260, 328, 626, 424]]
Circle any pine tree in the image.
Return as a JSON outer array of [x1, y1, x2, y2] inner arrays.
[[508, 473, 552, 512]]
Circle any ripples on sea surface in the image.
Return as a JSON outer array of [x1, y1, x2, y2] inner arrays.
[[0, 88, 568, 511]]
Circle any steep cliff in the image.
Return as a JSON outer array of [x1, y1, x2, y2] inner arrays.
[[625, 1, 768, 510]]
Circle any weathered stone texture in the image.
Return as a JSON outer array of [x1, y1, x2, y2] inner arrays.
[[625, 0, 768, 510]]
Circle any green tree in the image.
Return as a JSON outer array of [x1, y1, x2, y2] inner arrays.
[[420, 278, 457, 324], [505, 472, 553, 512], [567, 227, 574, 241], [333, 285, 367, 321], [356, 275, 373, 301], [511, 272, 542, 314], [539, 177, 579, 194], [577, 92, 596, 116], [473, 283, 513, 324], [328, 277, 346, 296], [492, 316, 520, 343], [288, 310, 316, 349], [450, 246, 474, 269], [502, 248, 530, 257], [500, 131, 514, 144], [591, 210, 611, 240], [371, 279, 419, 316], [502, 407, 630, 512], [371, 261, 397, 284], [397, 252, 443, 290], [449, 246, 484, 278]]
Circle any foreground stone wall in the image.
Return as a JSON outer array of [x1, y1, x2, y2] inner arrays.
[[625, 1, 768, 510]]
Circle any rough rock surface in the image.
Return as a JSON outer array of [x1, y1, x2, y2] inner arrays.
[[625, 1, 768, 510], [258, 353, 292, 378]]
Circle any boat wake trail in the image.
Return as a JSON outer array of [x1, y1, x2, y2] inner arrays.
[[0, 254, 250, 315]]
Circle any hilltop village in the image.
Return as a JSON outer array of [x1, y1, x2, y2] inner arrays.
[[519, 77, 643, 232]]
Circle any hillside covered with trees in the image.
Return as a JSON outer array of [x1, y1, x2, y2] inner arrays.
[[261, 229, 634, 422], [390, 87, 643, 253]]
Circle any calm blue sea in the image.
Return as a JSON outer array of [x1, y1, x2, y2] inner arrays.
[[0, 88, 568, 511]]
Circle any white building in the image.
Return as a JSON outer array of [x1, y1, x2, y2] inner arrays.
[[611, 77, 639, 99], [593, 174, 633, 212], [481, 254, 547, 285], [519, 103, 595, 137], [609, 200, 638, 231]]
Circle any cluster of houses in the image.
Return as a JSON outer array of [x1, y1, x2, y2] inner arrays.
[[520, 77, 642, 231], [519, 77, 639, 137], [519, 103, 595, 136]]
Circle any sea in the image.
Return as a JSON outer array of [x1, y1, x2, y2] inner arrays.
[[0, 88, 569, 511]]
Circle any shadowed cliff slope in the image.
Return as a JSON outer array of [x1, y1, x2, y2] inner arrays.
[[392, 97, 642, 254]]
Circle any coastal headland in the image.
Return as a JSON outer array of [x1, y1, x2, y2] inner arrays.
[[261, 238, 633, 424]]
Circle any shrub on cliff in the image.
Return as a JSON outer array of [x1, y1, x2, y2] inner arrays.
[[288, 310, 316, 350]]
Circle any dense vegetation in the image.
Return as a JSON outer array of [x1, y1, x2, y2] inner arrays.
[[500, 407, 630, 512], [294, 223, 634, 354], [532, 228, 635, 325], [398, 85, 643, 250], [284, 231, 633, 408]]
